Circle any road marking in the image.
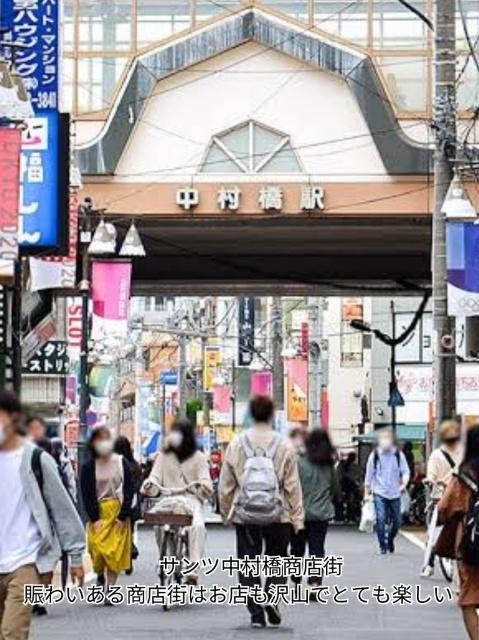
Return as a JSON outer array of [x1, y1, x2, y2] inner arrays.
[[399, 529, 426, 550]]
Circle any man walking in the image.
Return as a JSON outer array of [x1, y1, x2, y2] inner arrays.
[[364, 428, 410, 555], [421, 419, 462, 577], [0, 392, 85, 640], [219, 395, 304, 628]]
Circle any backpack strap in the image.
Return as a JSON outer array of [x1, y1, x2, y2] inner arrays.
[[265, 433, 281, 460], [240, 433, 256, 459], [441, 449, 456, 470], [31, 447, 44, 494], [456, 470, 479, 494]]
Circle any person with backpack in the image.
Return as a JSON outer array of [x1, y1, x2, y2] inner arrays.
[[219, 395, 304, 628], [436, 424, 479, 640], [292, 429, 339, 593], [364, 428, 410, 555], [0, 391, 85, 640], [421, 419, 462, 577]]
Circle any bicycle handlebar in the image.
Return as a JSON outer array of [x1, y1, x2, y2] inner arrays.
[[141, 479, 203, 497]]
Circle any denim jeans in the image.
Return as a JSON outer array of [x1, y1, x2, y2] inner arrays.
[[373, 495, 401, 552], [290, 521, 329, 584]]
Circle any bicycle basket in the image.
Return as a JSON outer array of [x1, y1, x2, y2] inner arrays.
[[144, 511, 193, 526]]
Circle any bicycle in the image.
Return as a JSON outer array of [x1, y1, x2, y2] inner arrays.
[[422, 479, 453, 583], [142, 480, 201, 611]]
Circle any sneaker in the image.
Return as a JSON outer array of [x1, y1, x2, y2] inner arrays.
[[377, 548, 388, 555], [251, 611, 266, 628], [420, 565, 434, 578], [265, 604, 281, 627], [32, 605, 48, 616]]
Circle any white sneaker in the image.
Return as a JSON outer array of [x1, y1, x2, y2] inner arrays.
[[420, 565, 434, 578]]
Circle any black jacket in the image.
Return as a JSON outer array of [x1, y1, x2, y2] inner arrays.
[[80, 455, 134, 523]]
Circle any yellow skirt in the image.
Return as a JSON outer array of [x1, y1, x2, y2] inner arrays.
[[87, 498, 131, 575]]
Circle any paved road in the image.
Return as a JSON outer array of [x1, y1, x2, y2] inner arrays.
[[31, 526, 462, 640]]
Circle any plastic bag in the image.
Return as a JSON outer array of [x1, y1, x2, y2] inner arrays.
[[359, 499, 376, 533], [400, 491, 411, 516]]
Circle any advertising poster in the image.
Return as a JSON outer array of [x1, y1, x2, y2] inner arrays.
[[0, 128, 21, 281], [285, 358, 308, 422]]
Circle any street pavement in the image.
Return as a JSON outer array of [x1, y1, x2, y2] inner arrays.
[[31, 525, 462, 640]]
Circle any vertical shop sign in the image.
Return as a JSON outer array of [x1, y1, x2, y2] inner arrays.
[[238, 297, 255, 366]]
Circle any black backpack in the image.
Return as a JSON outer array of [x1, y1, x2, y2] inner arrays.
[[457, 471, 479, 566]]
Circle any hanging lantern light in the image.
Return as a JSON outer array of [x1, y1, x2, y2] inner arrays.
[[441, 170, 476, 219], [88, 218, 116, 255], [119, 220, 146, 257]]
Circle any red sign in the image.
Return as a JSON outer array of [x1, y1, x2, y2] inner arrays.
[[0, 128, 21, 281]]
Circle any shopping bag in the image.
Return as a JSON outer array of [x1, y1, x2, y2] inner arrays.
[[400, 490, 411, 516], [359, 499, 376, 533]]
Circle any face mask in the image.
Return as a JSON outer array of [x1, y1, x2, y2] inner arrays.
[[378, 437, 394, 451], [94, 439, 113, 456], [0, 423, 7, 446], [168, 431, 183, 449]]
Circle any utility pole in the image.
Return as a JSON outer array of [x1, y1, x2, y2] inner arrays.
[[78, 200, 92, 469], [432, 0, 457, 429], [178, 333, 188, 415], [11, 259, 22, 396], [271, 297, 284, 410], [308, 297, 322, 429]]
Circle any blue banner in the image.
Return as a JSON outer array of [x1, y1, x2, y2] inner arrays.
[[1, 0, 59, 110], [1, 0, 63, 248], [447, 222, 479, 316]]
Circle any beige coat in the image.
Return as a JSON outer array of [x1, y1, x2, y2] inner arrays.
[[219, 424, 304, 531], [146, 450, 212, 501]]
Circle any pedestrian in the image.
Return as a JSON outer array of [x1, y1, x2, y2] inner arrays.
[[219, 395, 304, 628], [339, 451, 362, 522], [80, 426, 134, 604], [114, 435, 143, 574], [25, 416, 47, 444], [421, 419, 462, 577], [364, 428, 410, 554], [402, 440, 416, 484], [142, 418, 212, 586], [291, 429, 339, 593], [50, 437, 77, 504], [437, 424, 479, 640], [0, 391, 85, 640]]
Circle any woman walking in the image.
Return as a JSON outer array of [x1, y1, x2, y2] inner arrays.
[[437, 425, 479, 640], [80, 426, 134, 603], [143, 418, 212, 585], [292, 429, 339, 591]]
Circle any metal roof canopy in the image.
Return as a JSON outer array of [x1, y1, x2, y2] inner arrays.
[[123, 214, 431, 296]]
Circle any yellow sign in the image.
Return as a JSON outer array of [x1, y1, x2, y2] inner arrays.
[[203, 345, 222, 391]]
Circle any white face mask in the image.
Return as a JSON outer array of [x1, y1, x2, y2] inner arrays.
[[167, 431, 183, 449], [378, 436, 394, 451], [94, 439, 113, 457], [0, 422, 7, 446]]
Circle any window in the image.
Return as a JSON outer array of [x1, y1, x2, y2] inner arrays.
[[200, 121, 302, 174]]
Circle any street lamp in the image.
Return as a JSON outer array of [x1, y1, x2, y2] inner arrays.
[[77, 202, 146, 470], [441, 170, 476, 219]]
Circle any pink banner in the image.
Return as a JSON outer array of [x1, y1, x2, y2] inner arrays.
[[285, 358, 308, 422], [0, 128, 21, 281], [213, 385, 232, 413], [91, 261, 132, 320], [251, 371, 272, 397]]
